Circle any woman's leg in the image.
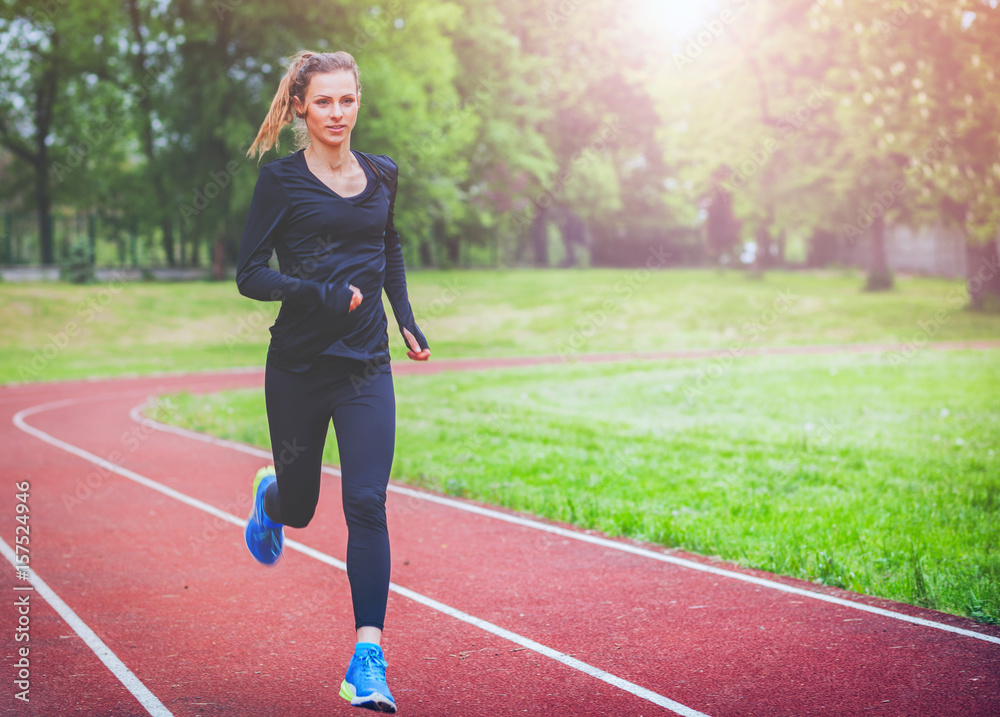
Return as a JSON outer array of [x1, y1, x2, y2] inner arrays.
[[330, 364, 396, 634], [263, 360, 333, 529]]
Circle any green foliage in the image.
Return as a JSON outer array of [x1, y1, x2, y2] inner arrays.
[[151, 349, 1000, 624], [59, 239, 95, 284], [4, 266, 1000, 380], [1, 0, 998, 296]]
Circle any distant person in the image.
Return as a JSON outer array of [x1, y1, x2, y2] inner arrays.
[[237, 49, 431, 713]]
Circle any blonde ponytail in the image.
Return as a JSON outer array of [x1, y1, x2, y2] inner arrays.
[[246, 50, 361, 163]]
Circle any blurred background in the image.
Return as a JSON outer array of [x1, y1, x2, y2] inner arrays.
[[1, 0, 998, 306], [2, 0, 999, 625]]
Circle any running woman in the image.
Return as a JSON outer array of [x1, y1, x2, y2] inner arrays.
[[236, 49, 431, 713]]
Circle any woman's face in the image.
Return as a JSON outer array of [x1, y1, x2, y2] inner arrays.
[[294, 70, 360, 149]]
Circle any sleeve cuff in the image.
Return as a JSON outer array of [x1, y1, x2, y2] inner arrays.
[[401, 323, 429, 351], [323, 281, 356, 316]]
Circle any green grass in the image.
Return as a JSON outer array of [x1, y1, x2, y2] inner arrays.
[[5, 269, 999, 622], [149, 349, 1000, 624], [2, 268, 998, 383]]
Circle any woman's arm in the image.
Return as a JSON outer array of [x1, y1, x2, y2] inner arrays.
[[236, 165, 355, 315], [380, 156, 430, 353]]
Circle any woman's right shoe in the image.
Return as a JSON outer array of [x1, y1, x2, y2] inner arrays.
[[244, 466, 283, 565], [340, 643, 397, 712]]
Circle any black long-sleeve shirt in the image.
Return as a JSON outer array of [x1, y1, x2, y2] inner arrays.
[[236, 148, 428, 372]]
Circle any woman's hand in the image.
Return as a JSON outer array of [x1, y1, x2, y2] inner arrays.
[[402, 327, 431, 361], [348, 284, 363, 313]]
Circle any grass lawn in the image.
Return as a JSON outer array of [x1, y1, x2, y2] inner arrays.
[[150, 348, 1000, 624], [4, 269, 999, 622], [2, 268, 998, 383]]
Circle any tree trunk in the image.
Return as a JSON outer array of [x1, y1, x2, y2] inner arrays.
[[560, 210, 586, 268], [34, 47, 59, 266], [418, 238, 433, 267], [754, 223, 772, 272], [178, 221, 186, 267], [444, 235, 460, 267], [162, 216, 175, 266], [865, 214, 893, 291], [531, 207, 551, 266], [965, 237, 1000, 311], [212, 231, 225, 281], [127, 0, 175, 267], [190, 213, 202, 267], [705, 180, 740, 265], [35, 159, 54, 264]]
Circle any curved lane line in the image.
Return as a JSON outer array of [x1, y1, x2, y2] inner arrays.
[[14, 396, 711, 717], [129, 399, 1000, 647]]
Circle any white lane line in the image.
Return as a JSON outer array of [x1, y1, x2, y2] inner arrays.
[[0, 541, 174, 717], [15, 398, 710, 717], [129, 401, 1000, 647], [289, 539, 706, 716]]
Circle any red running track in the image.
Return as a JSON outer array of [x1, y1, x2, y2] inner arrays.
[[2, 349, 1000, 717]]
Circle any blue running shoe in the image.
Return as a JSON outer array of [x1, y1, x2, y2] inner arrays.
[[340, 643, 397, 713], [244, 466, 283, 565]]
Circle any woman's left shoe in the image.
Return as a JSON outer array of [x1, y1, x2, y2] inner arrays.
[[340, 643, 397, 713], [244, 466, 283, 565]]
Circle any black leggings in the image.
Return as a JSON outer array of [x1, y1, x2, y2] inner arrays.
[[262, 354, 395, 630]]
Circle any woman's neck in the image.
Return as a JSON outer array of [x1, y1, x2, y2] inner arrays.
[[305, 140, 353, 174]]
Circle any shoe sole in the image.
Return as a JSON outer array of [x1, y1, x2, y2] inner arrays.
[[340, 680, 397, 713]]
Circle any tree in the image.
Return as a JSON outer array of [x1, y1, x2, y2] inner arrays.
[[122, 0, 178, 265], [814, 0, 1000, 299], [444, 0, 556, 266], [347, 0, 473, 267], [932, 2, 1000, 309], [0, 0, 120, 264], [652, 0, 846, 274]]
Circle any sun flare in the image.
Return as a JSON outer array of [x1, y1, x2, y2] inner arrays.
[[632, 0, 712, 40]]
